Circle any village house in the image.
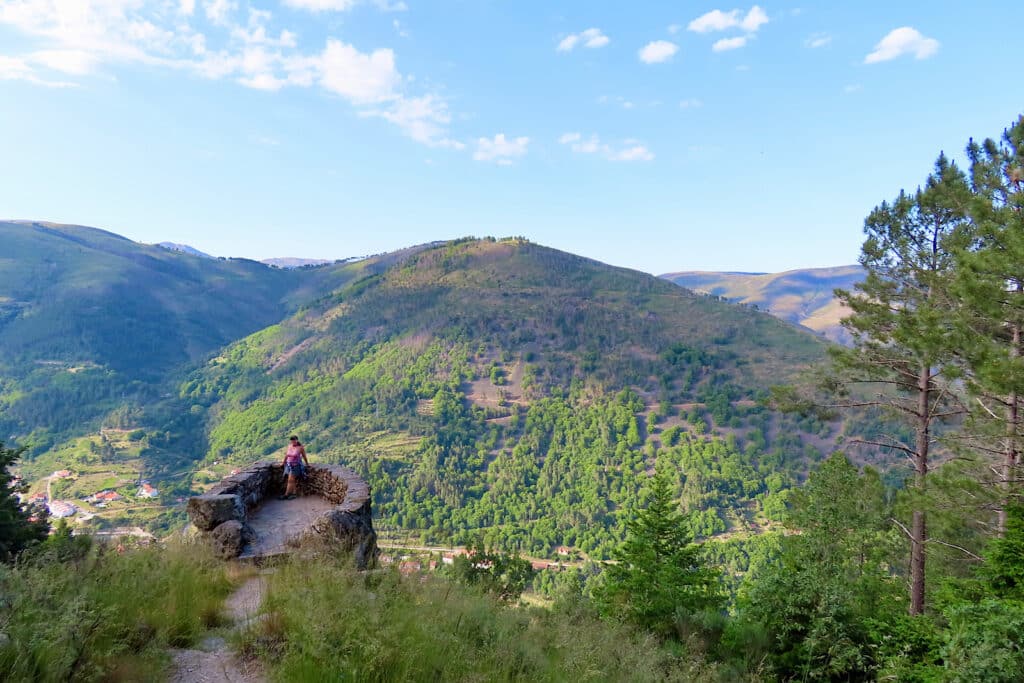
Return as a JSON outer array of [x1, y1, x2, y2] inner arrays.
[[136, 483, 159, 499], [51, 469, 73, 479], [91, 490, 123, 503], [47, 500, 77, 518]]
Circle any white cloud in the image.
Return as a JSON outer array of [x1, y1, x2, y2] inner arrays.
[[204, 0, 237, 25], [638, 40, 678, 64], [474, 134, 529, 164], [0, 54, 33, 80], [558, 132, 654, 162], [609, 145, 654, 162], [688, 9, 741, 33], [557, 28, 609, 52], [30, 49, 99, 75], [317, 39, 399, 103], [667, 23, 681, 34], [283, 0, 358, 10], [864, 27, 939, 64], [805, 33, 831, 48], [679, 98, 703, 109], [366, 94, 465, 149], [0, 54, 77, 87], [180, 0, 196, 15], [740, 6, 768, 32], [689, 6, 769, 33], [713, 36, 748, 52]]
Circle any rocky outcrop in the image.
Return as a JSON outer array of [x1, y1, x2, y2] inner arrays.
[[187, 494, 244, 532], [187, 462, 377, 567], [209, 520, 253, 559]]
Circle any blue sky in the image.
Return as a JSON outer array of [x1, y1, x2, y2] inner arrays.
[[0, 1, 1021, 274]]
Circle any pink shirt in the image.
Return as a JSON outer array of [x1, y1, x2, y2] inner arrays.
[[286, 445, 303, 464]]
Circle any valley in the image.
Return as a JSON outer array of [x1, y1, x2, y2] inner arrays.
[[2, 225, 871, 563]]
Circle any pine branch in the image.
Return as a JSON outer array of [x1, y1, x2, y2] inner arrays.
[[926, 538, 983, 561]]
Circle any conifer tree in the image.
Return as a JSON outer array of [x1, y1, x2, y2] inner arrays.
[[0, 441, 49, 561], [955, 116, 1024, 534], [831, 154, 970, 614], [597, 467, 721, 636]]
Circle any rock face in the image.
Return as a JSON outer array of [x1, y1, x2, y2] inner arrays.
[[209, 520, 252, 559], [186, 461, 377, 567], [187, 494, 244, 532]]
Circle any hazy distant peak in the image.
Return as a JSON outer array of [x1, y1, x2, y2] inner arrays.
[[660, 265, 864, 345], [261, 257, 334, 268], [156, 242, 214, 258]]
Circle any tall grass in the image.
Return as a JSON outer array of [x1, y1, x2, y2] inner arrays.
[[0, 537, 234, 682], [241, 556, 737, 682]]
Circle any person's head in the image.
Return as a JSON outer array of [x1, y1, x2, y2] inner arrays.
[[289, 435, 299, 445]]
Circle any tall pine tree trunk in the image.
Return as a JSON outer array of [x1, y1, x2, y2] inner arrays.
[[910, 364, 930, 615], [1000, 316, 1021, 535]]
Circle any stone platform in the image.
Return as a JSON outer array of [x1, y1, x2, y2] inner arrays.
[[186, 462, 377, 568]]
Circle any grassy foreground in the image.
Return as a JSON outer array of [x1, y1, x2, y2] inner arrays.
[[0, 532, 234, 682], [238, 554, 742, 682]]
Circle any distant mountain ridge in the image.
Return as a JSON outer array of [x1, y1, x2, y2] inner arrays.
[[660, 265, 865, 345], [156, 242, 213, 259], [261, 257, 334, 268]]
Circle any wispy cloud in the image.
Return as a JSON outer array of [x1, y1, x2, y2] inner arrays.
[[283, 0, 406, 11], [638, 40, 678, 64], [474, 134, 529, 165], [559, 132, 654, 162], [557, 28, 610, 52], [712, 36, 748, 52], [805, 33, 832, 48], [679, 98, 703, 109], [864, 27, 939, 64]]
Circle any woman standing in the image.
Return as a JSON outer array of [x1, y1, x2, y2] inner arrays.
[[279, 435, 309, 500]]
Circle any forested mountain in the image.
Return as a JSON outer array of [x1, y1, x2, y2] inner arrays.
[[187, 237, 842, 557], [660, 265, 864, 344], [0, 221, 393, 453]]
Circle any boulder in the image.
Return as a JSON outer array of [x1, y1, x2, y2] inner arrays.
[[308, 508, 378, 570], [209, 520, 252, 559], [187, 494, 243, 532]]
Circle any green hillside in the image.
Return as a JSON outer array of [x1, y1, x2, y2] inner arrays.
[[660, 265, 864, 344], [0, 221, 380, 455], [189, 237, 837, 557]]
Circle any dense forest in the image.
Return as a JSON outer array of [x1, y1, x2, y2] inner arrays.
[[179, 234, 844, 559]]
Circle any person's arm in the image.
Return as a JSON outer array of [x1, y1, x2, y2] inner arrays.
[[301, 445, 309, 465]]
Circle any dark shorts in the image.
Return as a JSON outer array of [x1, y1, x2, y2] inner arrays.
[[284, 462, 305, 478]]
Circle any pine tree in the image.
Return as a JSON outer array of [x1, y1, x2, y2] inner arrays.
[[597, 468, 721, 636], [956, 116, 1024, 534], [831, 154, 970, 614], [0, 441, 49, 561]]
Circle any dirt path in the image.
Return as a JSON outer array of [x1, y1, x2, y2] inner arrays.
[[168, 572, 270, 683]]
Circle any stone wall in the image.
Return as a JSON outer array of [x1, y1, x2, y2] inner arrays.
[[187, 462, 377, 567]]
